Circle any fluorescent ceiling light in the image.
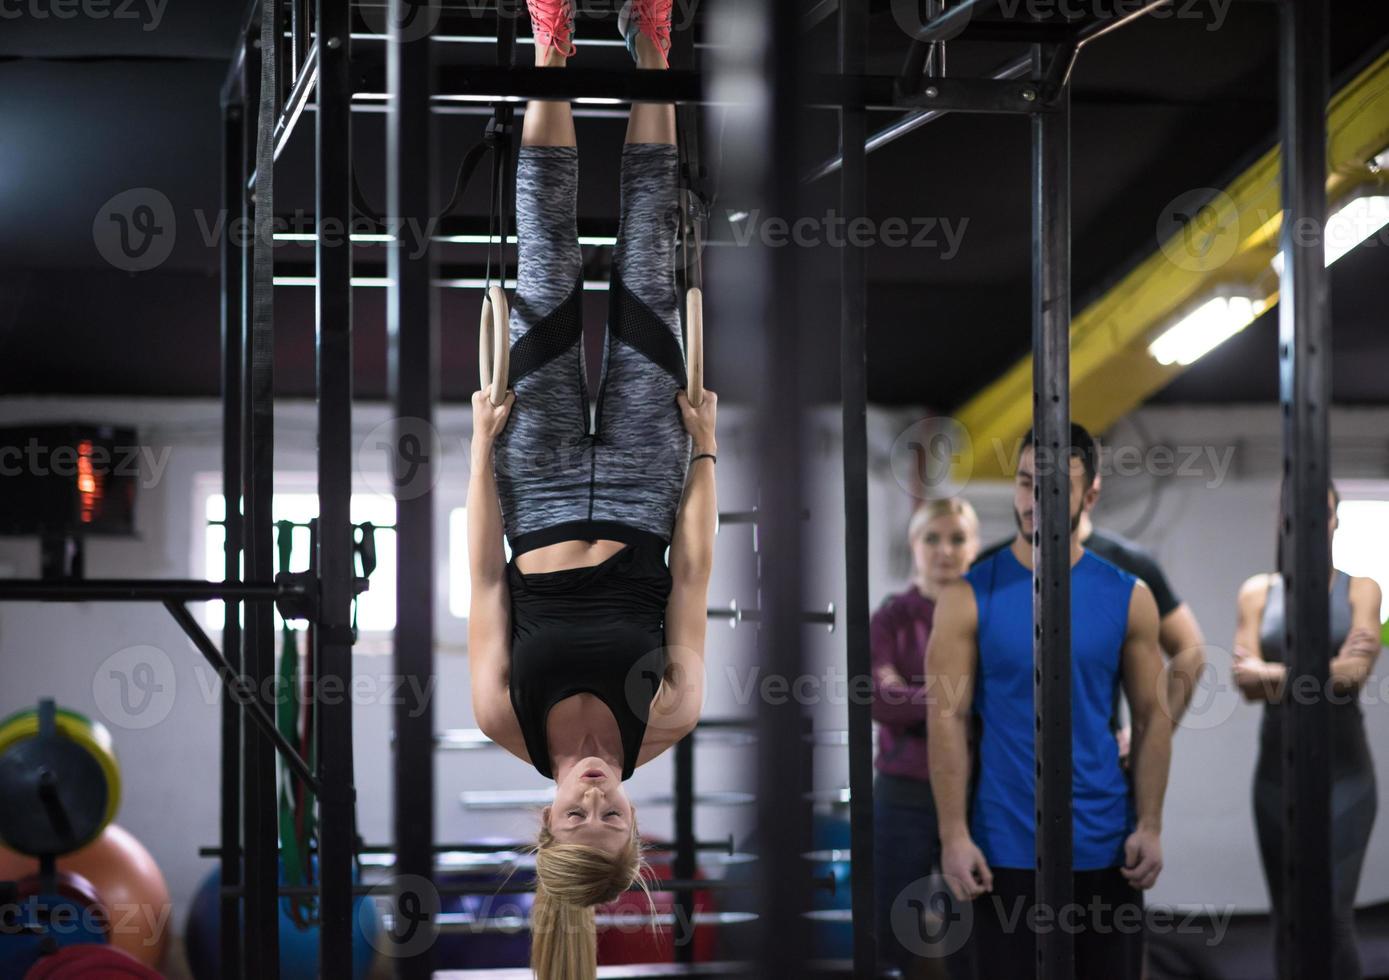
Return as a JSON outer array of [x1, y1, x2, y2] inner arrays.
[[1270, 192, 1389, 275], [274, 276, 393, 287], [273, 276, 610, 290], [355, 94, 627, 107], [1148, 293, 1267, 367], [433, 234, 616, 246], [274, 232, 615, 246], [274, 232, 396, 243]]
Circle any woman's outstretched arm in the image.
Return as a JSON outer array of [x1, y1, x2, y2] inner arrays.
[[468, 390, 515, 590], [468, 390, 528, 760], [668, 389, 718, 583], [639, 389, 719, 761]]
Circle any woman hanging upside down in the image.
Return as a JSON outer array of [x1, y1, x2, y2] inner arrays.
[[467, 1, 717, 977]]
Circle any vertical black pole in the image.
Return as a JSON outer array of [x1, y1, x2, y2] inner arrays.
[[246, 1, 281, 974], [389, 0, 437, 977], [1278, 1, 1333, 975], [707, 0, 811, 973], [1032, 42, 1074, 980], [238, 32, 259, 979], [672, 736, 696, 961], [220, 90, 245, 980], [316, 1, 357, 976], [839, 0, 875, 976], [670, 5, 699, 967]]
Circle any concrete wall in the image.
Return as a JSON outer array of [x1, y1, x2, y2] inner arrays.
[[1, 395, 1385, 940]]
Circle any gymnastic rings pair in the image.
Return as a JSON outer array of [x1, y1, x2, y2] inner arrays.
[[478, 286, 706, 410]]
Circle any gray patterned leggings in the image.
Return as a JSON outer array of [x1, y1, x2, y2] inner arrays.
[[493, 143, 691, 556]]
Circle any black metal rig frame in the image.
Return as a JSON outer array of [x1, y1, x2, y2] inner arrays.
[[0, 1, 1336, 977]]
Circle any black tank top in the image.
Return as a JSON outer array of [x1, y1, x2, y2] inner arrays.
[[507, 530, 672, 780], [1256, 571, 1370, 779]]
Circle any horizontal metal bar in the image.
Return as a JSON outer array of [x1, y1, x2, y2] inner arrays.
[[461, 789, 756, 810], [372, 65, 706, 105], [361, 65, 1016, 112], [897, 77, 1045, 113], [716, 507, 811, 529], [232, 878, 747, 898], [410, 913, 759, 936], [429, 726, 756, 751], [804, 53, 1033, 183], [803, 4, 1161, 184], [201, 835, 741, 858], [0, 579, 288, 602], [706, 601, 837, 631], [269, 217, 746, 248]]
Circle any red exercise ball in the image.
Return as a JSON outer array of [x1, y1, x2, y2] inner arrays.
[[11, 869, 111, 938], [23, 943, 163, 979], [0, 824, 171, 970], [596, 858, 717, 964]]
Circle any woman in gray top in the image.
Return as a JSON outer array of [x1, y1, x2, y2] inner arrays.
[[1233, 483, 1383, 979]]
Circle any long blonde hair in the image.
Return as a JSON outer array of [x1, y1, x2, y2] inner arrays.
[[907, 496, 980, 543], [529, 821, 653, 979]]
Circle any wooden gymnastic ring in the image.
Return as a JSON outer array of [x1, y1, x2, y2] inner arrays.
[[685, 287, 704, 408], [479, 286, 510, 407]]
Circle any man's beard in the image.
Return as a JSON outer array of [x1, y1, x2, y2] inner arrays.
[[1013, 504, 1084, 537]]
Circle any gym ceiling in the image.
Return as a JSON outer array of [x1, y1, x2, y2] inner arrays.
[[1, 1, 1386, 412]]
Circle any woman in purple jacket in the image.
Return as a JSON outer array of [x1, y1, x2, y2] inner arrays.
[[872, 497, 979, 979]]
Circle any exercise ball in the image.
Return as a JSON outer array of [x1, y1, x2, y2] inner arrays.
[[0, 825, 169, 970], [0, 872, 110, 980], [11, 870, 109, 939], [597, 857, 717, 964], [808, 812, 852, 961], [184, 860, 380, 980], [22, 943, 162, 979], [434, 860, 534, 969]]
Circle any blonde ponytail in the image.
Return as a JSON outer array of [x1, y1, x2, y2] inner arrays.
[[529, 823, 652, 980]]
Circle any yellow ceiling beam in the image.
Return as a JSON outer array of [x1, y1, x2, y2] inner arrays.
[[957, 50, 1389, 481]]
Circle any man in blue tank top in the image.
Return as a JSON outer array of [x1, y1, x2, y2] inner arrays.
[[926, 423, 1172, 980]]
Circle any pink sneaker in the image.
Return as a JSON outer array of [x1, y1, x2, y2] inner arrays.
[[618, 0, 673, 67], [528, 0, 576, 60]]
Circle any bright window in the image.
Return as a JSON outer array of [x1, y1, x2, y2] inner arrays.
[[203, 493, 397, 632], [449, 508, 470, 619], [448, 507, 511, 619], [1334, 500, 1389, 622]]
